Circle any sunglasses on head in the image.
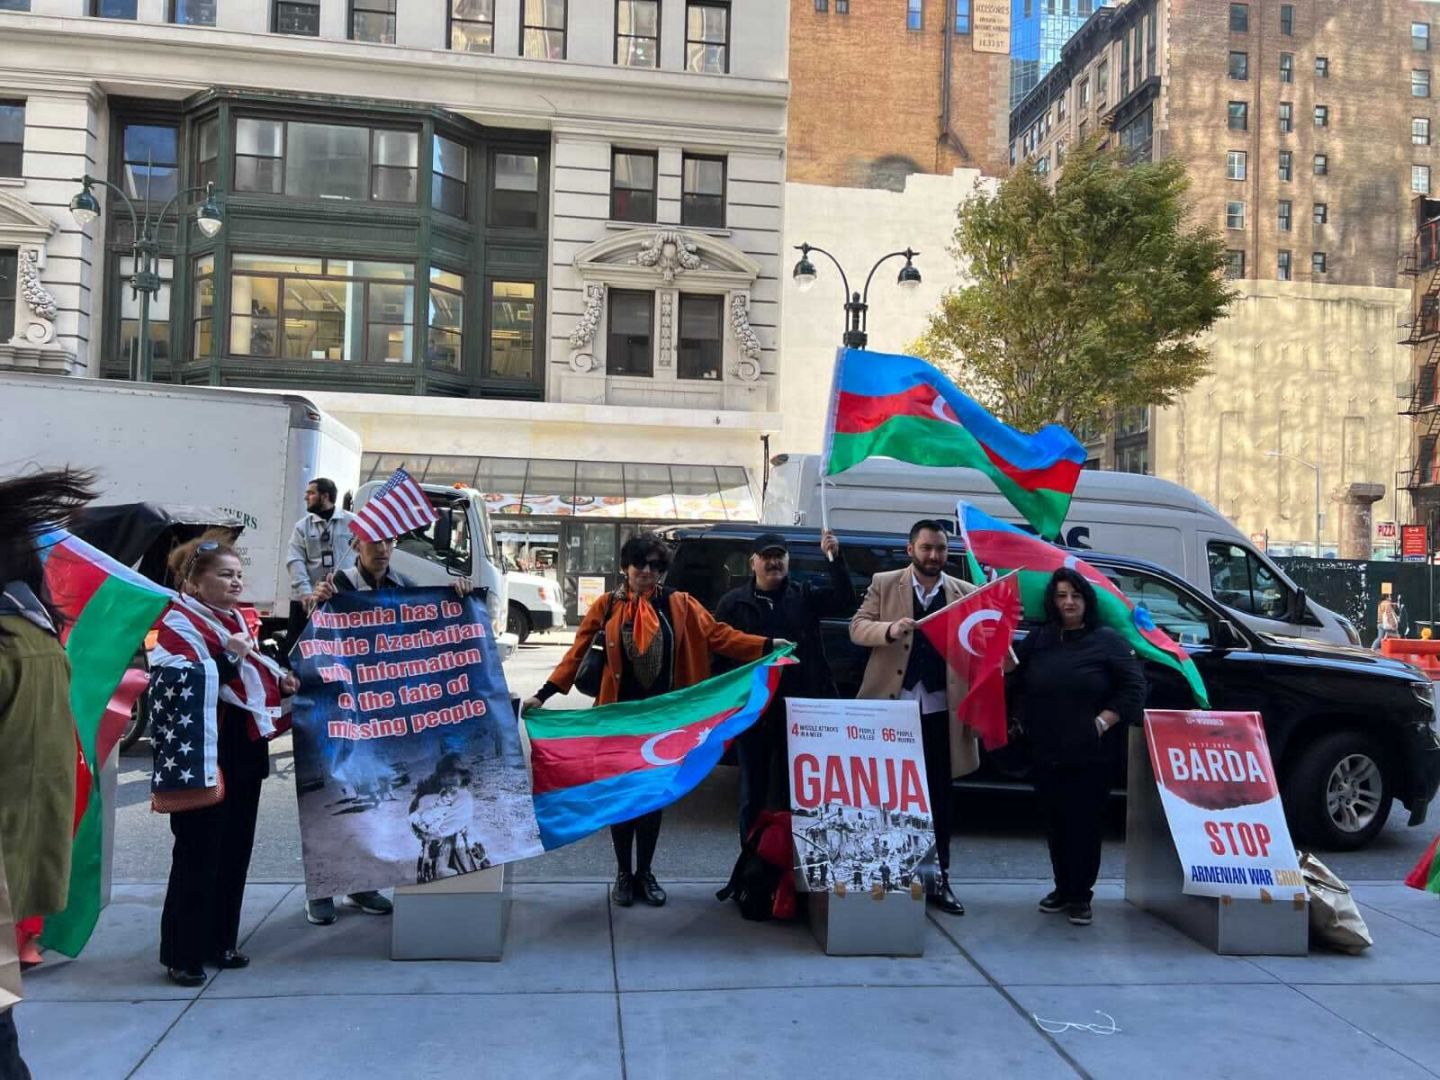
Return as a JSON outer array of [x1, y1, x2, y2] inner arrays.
[[183, 540, 224, 579]]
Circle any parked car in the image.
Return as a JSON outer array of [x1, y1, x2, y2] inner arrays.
[[664, 524, 1440, 851], [504, 567, 569, 644]]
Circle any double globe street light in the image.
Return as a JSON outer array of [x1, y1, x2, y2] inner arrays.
[[68, 175, 224, 382], [792, 242, 922, 349]]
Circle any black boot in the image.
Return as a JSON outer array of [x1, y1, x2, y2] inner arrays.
[[635, 872, 667, 907], [612, 870, 634, 907], [927, 873, 965, 916]]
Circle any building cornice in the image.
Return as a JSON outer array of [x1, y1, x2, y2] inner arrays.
[[0, 15, 787, 134]]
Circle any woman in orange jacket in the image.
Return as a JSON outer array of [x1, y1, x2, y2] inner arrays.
[[524, 532, 786, 908]]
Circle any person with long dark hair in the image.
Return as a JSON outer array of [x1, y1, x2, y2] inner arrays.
[[0, 468, 94, 1079], [524, 532, 786, 909], [1008, 567, 1146, 927], [151, 533, 298, 985]]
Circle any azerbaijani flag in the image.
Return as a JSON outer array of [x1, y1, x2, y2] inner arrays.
[[1406, 835, 1440, 893], [527, 648, 795, 849], [36, 528, 173, 956], [957, 503, 1210, 708], [825, 348, 1087, 540]]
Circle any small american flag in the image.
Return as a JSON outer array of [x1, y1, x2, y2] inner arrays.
[[149, 663, 220, 793], [351, 467, 439, 543]]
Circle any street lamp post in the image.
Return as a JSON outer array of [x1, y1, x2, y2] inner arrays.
[[791, 242, 922, 349], [68, 175, 223, 382], [1267, 450, 1322, 556]]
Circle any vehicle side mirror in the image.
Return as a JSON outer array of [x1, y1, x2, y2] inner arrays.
[[1215, 619, 1246, 650], [1287, 586, 1307, 624], [432, 512, 452, 555]]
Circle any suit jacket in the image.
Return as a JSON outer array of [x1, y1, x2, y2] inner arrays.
[[849, 566, 981, 779]]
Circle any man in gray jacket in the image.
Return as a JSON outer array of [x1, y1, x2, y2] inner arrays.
[[284, 478, 357, 651]]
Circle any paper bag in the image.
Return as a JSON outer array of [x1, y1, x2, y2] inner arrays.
[[1299, 851, 1373, 954]]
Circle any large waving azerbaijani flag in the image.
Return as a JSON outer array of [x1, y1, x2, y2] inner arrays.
[[957, 503, 1210, 708], [824, 348, 1087, 540], [526, 649, 795, 849], [36, 528, 173, 956]]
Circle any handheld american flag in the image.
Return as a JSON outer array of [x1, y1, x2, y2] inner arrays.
[[351, 467, 438, 543]]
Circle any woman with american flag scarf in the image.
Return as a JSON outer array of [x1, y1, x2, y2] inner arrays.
[[148, 533, 297, 987]]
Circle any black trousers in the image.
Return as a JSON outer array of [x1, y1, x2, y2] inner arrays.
[[0, 1010, 27, 1080], [920, 710, 953, 875], [1034, 761, 1110, 904], [610, 810, 663, 876], [736, 702, 791, 841], [160, 719, 269, 970]]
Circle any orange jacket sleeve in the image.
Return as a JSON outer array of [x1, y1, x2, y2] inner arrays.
[[688, 595, 768, 663], [544, 594, 610, 695]]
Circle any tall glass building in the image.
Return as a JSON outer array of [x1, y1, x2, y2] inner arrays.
[[1010, 0, 1107, 109]]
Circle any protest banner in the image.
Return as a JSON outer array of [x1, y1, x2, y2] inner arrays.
[[1144, 710, 1304, 899], [290, 588, 542, 899], [787, 698, 933, 895]]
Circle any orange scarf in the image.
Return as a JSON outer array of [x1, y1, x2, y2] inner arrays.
[[618, 586, 662, 655]]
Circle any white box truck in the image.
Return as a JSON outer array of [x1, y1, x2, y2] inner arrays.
[[0, 373, 361, 628], [761, 452, 1360, 646], [1, 373, 517, 656]]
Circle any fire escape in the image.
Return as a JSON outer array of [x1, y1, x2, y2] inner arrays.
[[1399, 205, 1440, 508]]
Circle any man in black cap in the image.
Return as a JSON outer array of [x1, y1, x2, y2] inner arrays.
[[715, 530, 855, 840]]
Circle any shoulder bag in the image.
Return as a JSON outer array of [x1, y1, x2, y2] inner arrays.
[[573, 594, 614, 698]]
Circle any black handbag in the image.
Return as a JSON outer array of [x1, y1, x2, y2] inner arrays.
[[573, 595, 612, 697]]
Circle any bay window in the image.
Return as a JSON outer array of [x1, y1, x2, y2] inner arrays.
[[428, 268, 465, 370], [489, 281, 536, 380]]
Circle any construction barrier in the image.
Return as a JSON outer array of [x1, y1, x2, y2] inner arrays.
[[1380, 637, 1440, 680]]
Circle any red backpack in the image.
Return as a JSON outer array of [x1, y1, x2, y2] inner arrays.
[[716, 810, 799, 921]]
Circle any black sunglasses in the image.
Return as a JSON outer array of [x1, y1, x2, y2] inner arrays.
[[631, 558, 668, 571]]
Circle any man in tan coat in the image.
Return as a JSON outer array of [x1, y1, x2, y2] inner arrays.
[[850, 519, 978, 916]]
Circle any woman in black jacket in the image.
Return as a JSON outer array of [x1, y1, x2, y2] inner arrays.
[[1008, 568, 1146, 927]]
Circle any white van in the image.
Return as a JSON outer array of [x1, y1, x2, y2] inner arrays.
[[761, 453, 1360, 646]]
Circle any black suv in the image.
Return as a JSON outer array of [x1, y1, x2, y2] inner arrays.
[[665, 523, 1440, 851]]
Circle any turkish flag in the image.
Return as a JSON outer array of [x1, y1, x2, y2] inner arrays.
[[918, 573, 1022, 752]]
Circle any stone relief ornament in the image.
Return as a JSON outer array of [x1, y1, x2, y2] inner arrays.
[[632, 230, 703, 282], [568, 283, 606, 372], [658, 292, 674, 367], [729, 293, 762, 381], [18, 247, 57, 344]]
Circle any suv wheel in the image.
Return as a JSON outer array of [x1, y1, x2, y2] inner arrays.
[[1285, 730, 1392, 850], [508, 602, 532, 645]]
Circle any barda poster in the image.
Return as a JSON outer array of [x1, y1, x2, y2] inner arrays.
[[787, 698, 933, 896]]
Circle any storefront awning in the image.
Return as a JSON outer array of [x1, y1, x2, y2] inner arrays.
[[360, 454, 758, 522]]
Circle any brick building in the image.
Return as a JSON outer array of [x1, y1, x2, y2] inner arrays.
[[1007, 0, 1428, 552], [788, 0, 1012, 187]]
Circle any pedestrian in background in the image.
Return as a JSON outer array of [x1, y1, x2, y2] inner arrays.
[[524, 533, 786, 909], [715, 530, 854, 840], [152, 535, 299, 985], [1375, 590, 1400, 650], [284, 478, 356, 653], [849, 519, 975, 917], [0, 469, 92, 1079], [1006, 568, 1145, 927]]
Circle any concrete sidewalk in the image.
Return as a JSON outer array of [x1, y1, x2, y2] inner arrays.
[[14, 877, 1440, 1079]]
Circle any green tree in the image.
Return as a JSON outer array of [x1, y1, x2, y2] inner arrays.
[[911, 137, 1234, 433]]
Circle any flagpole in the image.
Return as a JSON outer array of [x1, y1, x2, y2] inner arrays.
[[818, 347, 844, 561]]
